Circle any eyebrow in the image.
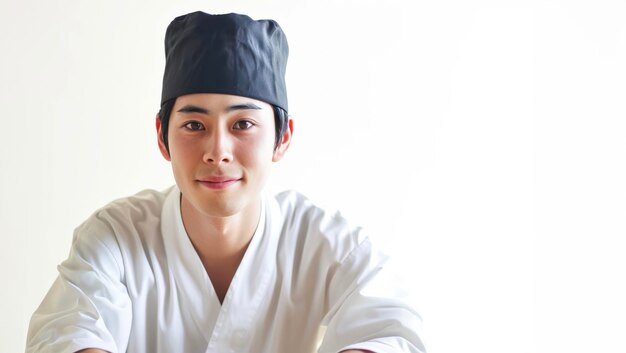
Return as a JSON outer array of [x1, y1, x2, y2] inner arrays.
[[176, 102, 263, 114]]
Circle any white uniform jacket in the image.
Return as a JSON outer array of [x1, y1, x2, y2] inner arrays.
[[27, 186, 425, 353]]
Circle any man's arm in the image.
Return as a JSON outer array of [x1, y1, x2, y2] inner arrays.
[[319, 236, 426, 353], [26, 217, 132, 353]]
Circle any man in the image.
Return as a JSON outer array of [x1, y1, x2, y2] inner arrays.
[[26, 11, 425, 353]]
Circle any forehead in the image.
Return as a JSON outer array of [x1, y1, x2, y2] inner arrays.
[[173, 93, 273, 113]]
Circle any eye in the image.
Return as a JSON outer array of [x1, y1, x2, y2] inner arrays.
[[233, 120, 254, 130], [183, 121, 204, 131]]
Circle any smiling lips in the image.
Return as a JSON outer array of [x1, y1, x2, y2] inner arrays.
[[197, 177, 241, 190]]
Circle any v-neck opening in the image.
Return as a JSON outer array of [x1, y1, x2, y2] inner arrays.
[[212, 196, 267, 308], [161, 186, 279, 352]]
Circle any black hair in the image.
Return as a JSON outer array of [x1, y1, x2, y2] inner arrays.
[[157, 99, 289, 153]]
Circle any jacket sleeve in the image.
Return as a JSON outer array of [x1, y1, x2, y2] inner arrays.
[[317, 237, 426, 353], [26, 215, 132, 353]]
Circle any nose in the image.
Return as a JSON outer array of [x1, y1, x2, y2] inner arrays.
[[203, 127, 233, 165]]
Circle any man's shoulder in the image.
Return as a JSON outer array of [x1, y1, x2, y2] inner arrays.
[[73, 186, 175, 244], [272, 189, 315, 211], [270, 190, 369, 255], [91, 187, 174, 221], [272, 190, 337, 224]]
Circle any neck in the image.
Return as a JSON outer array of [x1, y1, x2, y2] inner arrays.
[[180, 195, 262, 259]]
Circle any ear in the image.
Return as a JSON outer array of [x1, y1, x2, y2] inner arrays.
[[156, 114, 171, 161], [272, 118, 293, 162]]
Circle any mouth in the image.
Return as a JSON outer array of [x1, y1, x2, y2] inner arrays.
[[196, 177, 242, 190]]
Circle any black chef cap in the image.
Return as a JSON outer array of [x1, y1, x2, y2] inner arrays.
[[161, 11, 289, 111]]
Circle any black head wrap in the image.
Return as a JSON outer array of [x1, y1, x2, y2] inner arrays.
[[161, 11, 289, 111]]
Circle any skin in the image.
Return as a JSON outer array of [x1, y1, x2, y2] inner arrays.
[[157, 93, 292, 303], [74, 94, 371, 353]]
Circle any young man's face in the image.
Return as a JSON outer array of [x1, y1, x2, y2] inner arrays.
[[157, 93, 291, 219]]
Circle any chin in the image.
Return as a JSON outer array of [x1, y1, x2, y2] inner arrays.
[[203, 205, 243, 218], [194, 196, 244, 218], [179, 178, 263, 219]]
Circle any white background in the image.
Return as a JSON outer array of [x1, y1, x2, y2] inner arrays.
[[2, 0, 625, 352]]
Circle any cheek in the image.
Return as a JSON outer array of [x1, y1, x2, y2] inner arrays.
[[237, 136, 275, 167], [169, 139, 202, 170]]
